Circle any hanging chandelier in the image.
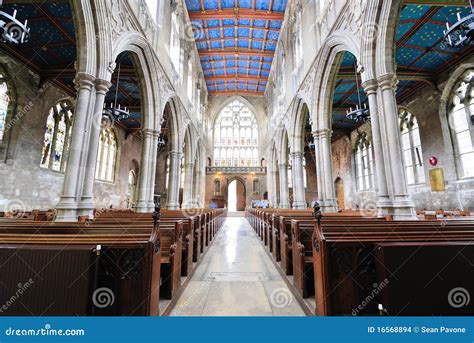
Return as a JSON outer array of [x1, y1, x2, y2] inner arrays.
[[157, 132, 167, 150], [443, 0, 474, 48], [0, 3, 30, 45], [103, 62, 131, 122], [345, 64, 370, 124]]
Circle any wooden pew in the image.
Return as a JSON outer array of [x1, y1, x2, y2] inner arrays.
[[0, 220, 162, 316], [312, 218, 474, 316]]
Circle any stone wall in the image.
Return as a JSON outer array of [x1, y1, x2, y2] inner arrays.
[[330, 65, 474, 211], [0, 57, 142, 211]]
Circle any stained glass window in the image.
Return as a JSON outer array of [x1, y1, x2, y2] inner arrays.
[[213, 100, 259, 167], [95, 128, 117, 182], [0, 76, 9, 142], [354, 133, 375, 191], [40, 100, 73, 172]]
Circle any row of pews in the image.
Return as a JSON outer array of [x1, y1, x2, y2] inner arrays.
[[0, 204, 226, 316], [246, 205, 474, 316]]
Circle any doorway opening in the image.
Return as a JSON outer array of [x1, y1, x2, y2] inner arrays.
[[227, 179, 246, 211]]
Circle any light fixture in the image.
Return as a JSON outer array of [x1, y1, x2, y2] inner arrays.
[[443, 0, 474, 48], [0, 2, 30, 45], [157, 132, 167, 150], [345, 63, 370, 124], [103, 62, 131, 122]]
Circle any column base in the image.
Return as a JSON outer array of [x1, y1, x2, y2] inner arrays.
[[278, 203, 290, 209], [77, 199, 95, 219], [320, 199, 338, 213], [292, 201, 307, 210], [136, 201, 150, 213], [390, 196, 417, 220], [55, 198, 79, 221], [377, 196, 394, 216], [166, 203, 180, 210]]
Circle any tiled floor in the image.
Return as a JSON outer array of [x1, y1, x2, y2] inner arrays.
[[170, 216, 306, 316]]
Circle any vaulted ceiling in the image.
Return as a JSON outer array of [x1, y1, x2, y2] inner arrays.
[[184, 0, 288, 97]]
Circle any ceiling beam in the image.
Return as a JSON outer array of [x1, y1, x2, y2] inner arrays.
[[188, 9, 284, 20], [206, 75, 266, 82], [199, 49, 274, 57], [210, 90, 264, 97], [403, 0, 470, 6]]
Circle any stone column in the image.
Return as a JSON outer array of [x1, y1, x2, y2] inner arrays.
[[56, 73, 96, 221], [318, 129, 338, 212], [182, 162, 195, 208], [278, 162, 290, 209], [312, 131, 323, 204], [377, 74, 416, 219], [363, 79, 393, 214], [78, 79, 111, 218], [166, 150, 182, 210], [291, 151, 307, 209], [147, 131, 159, 211], [136, 129, 153, 213]]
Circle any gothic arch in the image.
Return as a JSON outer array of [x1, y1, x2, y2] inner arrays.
[[107, 33, 162, 131], [70, 0, 98, 76], [289, 98, 311, 154], [311, 30, 362, 131], [374, 0, 404, 77]]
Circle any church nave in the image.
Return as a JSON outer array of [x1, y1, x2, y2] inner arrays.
[[170, 216, 305, 317]]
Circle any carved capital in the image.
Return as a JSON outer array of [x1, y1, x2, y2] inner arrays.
[[377, 74, 398, 91], [362, 79, 378, 95], [95, 79, 112, 94], [74, 72, 95, 91]]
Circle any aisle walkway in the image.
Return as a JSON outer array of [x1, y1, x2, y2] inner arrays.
[[170, 216, 305, 316]]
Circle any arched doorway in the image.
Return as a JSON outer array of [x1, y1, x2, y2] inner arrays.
[[228, 179, 246, 212], [335, 177, 345, 210]]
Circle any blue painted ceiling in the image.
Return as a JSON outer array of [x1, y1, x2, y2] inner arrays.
[[184, 0, 287, 96], [0, 3, 142, 131], [332, 3, 473, 139]]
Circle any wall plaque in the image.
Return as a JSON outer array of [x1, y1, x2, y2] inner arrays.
[[429, 168, 445, 192]]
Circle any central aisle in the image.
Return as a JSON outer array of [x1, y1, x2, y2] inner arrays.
[[170, 216, 306, 316]]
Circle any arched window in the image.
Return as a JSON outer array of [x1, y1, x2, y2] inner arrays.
[[40, 100, 73, 172], [287, 154, 293, 188], [127, 169, 137, 208], [399, 109, 425, 185], [253, 178, 260, 195], [213, 100, 259, 167], [214, 179, 221, 195], [303, 156, 308, 188], [170, 8, 181, 73], [165, 155, 170, 190], [187, 59, 193, 101], [180, 155, 185, 188], [354, 132, 375, 191], [95, 128, 117, 182], [449, 70, 474, 178], [0, 75, 9, 142]]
